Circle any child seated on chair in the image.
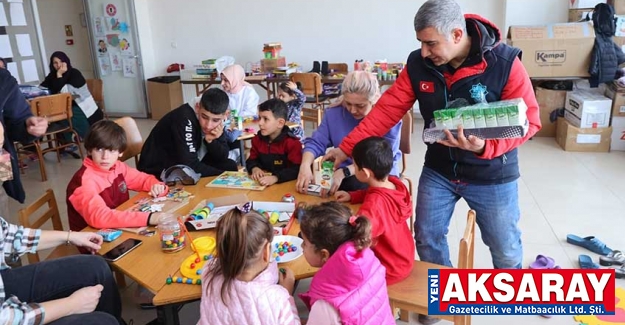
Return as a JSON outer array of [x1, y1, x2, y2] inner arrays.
[[67, 120, 169, 231], [298, 201, 395, 325], [335, 136, 414, 284], [277, 81, 305, 139], [246, 98, 303, 187]]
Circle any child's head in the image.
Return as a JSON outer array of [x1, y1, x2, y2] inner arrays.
[[258, 98, 287, 138], [206, 207, 274, 304], [352, 136, 393, 182], [300, 201, 372, 267], [84, 120, 127, 170], [277, 82, 297, 102], [196, 88, 229, 135], [220, 64, 246, 94]]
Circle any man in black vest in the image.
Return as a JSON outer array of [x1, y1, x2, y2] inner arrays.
[[325, 1, 540, 321]]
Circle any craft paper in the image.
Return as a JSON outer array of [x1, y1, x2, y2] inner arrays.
[[93, 17, 105, 37], [9, 3, 26, 26], [0, 5, 8, 27], [96, 38, 107, 55], [98, 56, 111, 76], [21, 59, 39, 82], [7, 62, 20, 84], [119, 21, 129, 33], [107, 17, 120, 31], [15, 34, 33, 56], [106, 34, 119, 47], [122, 58, 136, 78], [0, 35, 13, 58], [104, 3, 117, 17], [109, 52, 121, 71], [119, 38, 132, 55]]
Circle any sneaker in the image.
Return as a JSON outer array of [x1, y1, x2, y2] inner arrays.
[[418, 314, 441, 325]]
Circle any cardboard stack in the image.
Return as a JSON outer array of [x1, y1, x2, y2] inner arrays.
[[261, 42, 286, 73]]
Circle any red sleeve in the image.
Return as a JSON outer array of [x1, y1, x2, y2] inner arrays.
[[348, 189, 367, 204], [357, 199, 383, 239], [338, 68, 416, 155], [121, 162, 167, 192], [287, 137, 303, 165], [477, 58, 541, 159]]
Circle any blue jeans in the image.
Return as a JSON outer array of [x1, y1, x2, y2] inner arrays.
[[414, 166, 523, 269], [1, 255, 122, 325]]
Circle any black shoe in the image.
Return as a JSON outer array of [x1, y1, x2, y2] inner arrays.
[[321, 61, 329, 75], [418, 314, 441, 325], [309, 61, 320, 74]]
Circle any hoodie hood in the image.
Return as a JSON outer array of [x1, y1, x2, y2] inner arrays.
[[367, 176, 412, 224], [464, 14, 501, 53]]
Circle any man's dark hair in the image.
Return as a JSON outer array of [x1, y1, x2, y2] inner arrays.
[[352, 136, 393, 181], [258, 98, 288, 120], [200, 88, 229, 115]]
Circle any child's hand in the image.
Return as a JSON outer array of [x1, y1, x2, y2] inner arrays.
[[259, 175, 278, 186], [251, 167, 265, 181], [335, 191, 351, 202], [278, 267, 295, 294], [148, 212, 165, 226], [286, 81, 297, 90], [150, 184, 167, 197]]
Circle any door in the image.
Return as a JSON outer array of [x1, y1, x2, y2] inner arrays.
[[83, 0, 147, 117]]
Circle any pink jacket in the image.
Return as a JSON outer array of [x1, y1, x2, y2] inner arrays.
[[299, 241, 395, 325], [198, 260, 300, 325]]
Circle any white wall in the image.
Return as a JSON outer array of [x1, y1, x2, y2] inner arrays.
[[137, 0, 504, 79], [36, 0, 94, 78], [504, 0, 569, 32]]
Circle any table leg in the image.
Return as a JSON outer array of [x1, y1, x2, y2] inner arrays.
[[195, 84, 201, 97], [155, 304, 180, 325]]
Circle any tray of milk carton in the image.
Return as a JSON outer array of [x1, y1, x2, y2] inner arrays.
[[423, 98, 529, 144]]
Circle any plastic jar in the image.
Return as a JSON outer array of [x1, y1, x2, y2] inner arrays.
[[158, 216, 186, 253]]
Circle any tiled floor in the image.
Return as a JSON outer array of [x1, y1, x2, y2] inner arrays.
[[7, 118, 625, 325]]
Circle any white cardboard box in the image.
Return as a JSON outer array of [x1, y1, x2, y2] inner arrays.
[[570, 0, 605, 8], [610, 116, 625, 151], [564, 90, 612, 128]]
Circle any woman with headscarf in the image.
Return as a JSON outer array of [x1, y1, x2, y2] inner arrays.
[[41, 51, 105, 139], [221, 64, 260, 117]]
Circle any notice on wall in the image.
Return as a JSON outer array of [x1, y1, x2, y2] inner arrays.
[[16, 34, 33, 56], [21, 59, 39, 82], [0, 35, 13, 58], [0, 5, 9, 27], [7, 62, 20, 84], [9, 2, 26, 26]]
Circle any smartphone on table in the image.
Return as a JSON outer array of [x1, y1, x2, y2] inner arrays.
[[101, 238, 142, 262]]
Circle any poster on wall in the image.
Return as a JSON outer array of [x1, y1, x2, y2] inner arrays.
[[109, 52, 122, 71], [122, 57, 136, 78], [93, 17, 106, 37], [104, 3, 117, 17], [98, 56, 111, 76], [96, 38, 107, 55], [119, 38, 132, 55], [107, 17, 120, 31], [106, 34, 119, 47]]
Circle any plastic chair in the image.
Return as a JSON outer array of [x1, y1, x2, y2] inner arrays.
[[114, 117, 143, 165], [387, 210, 476, 325]]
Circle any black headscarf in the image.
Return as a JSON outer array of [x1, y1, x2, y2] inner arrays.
[[0, 57, 6, 68], [42, 51, 86, 92]]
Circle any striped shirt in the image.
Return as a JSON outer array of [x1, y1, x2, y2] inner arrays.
[[0, 218, 43, 325]]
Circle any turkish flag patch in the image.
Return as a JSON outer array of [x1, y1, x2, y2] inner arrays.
[[420, 81, 434, 93]]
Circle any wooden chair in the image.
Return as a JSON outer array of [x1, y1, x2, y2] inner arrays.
[[328, 63, 348, 74], [86, 79, 107, 118], [388, 210, 476, 325], [17, 93, 84, 181], [18, 189, 80, 264], [114, 117, 143, 165], [290, 73, 328, 129], [400, 111, 414, 233]]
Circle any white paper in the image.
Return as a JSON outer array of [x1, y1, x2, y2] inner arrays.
[[98, 56, 111, 76], [7, 0, 24, 3], [122, 58, 136, 78], [21, 59, 39, 82], [109, 52, 121, 71], [0, 5, 8, 27], [15, 34, 33, 56], [0, 35, 13, 58], [9, 3, 26, 26], [7, 62, 21, 84]]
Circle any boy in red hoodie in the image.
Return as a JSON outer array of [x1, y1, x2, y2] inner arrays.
[[335, 136, 414, 284], [67, 120, 168, 231]]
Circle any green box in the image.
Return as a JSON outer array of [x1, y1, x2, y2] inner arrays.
[[496, 107, 510, 126], [473, 108, 486, 128], [484, 108, 497, 127]]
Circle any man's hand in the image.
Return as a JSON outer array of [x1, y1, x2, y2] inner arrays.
[[250, 167, 265, 181], [26, 116, 48, 137], [204, 123, 224, 142], [438, 125, 486, 154], [322, 148, 348, 169]]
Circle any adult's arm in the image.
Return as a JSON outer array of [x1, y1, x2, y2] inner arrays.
[[1, 71, 36, 144]]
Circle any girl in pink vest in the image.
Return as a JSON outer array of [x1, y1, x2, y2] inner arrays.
[[297, 202, 396, 325], [198, 208, 300, 325]]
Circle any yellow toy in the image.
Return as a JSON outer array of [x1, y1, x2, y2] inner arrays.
[[166, 237, 216, 285]]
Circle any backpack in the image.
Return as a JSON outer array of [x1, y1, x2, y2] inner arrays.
[[592, 3, 617, 36]]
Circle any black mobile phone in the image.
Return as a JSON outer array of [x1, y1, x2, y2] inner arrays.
[[101, 238, 142, 262]]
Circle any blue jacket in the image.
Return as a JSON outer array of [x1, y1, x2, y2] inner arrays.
[[0, 69, 37, 203], [303, 105, 402, 176]]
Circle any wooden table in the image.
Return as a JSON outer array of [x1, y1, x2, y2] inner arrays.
[[91, 179, 357, 325], [180, 75, 272, 98], [265, 76, 396, 97]]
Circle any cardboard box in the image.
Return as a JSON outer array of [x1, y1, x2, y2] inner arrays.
[[609, 0, 625, 14], [556, 118, 612, 152], [146, 77, 183, 120], [564, 90, 612, 128], [610, 116, 625, 150], [603, 82, 625, 117], [534, 86, 567, 137], [568, 8, 594, 22], [507, 22, 595, 78], [570, 0, 605, 7], [261, 57, 286, 72]]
